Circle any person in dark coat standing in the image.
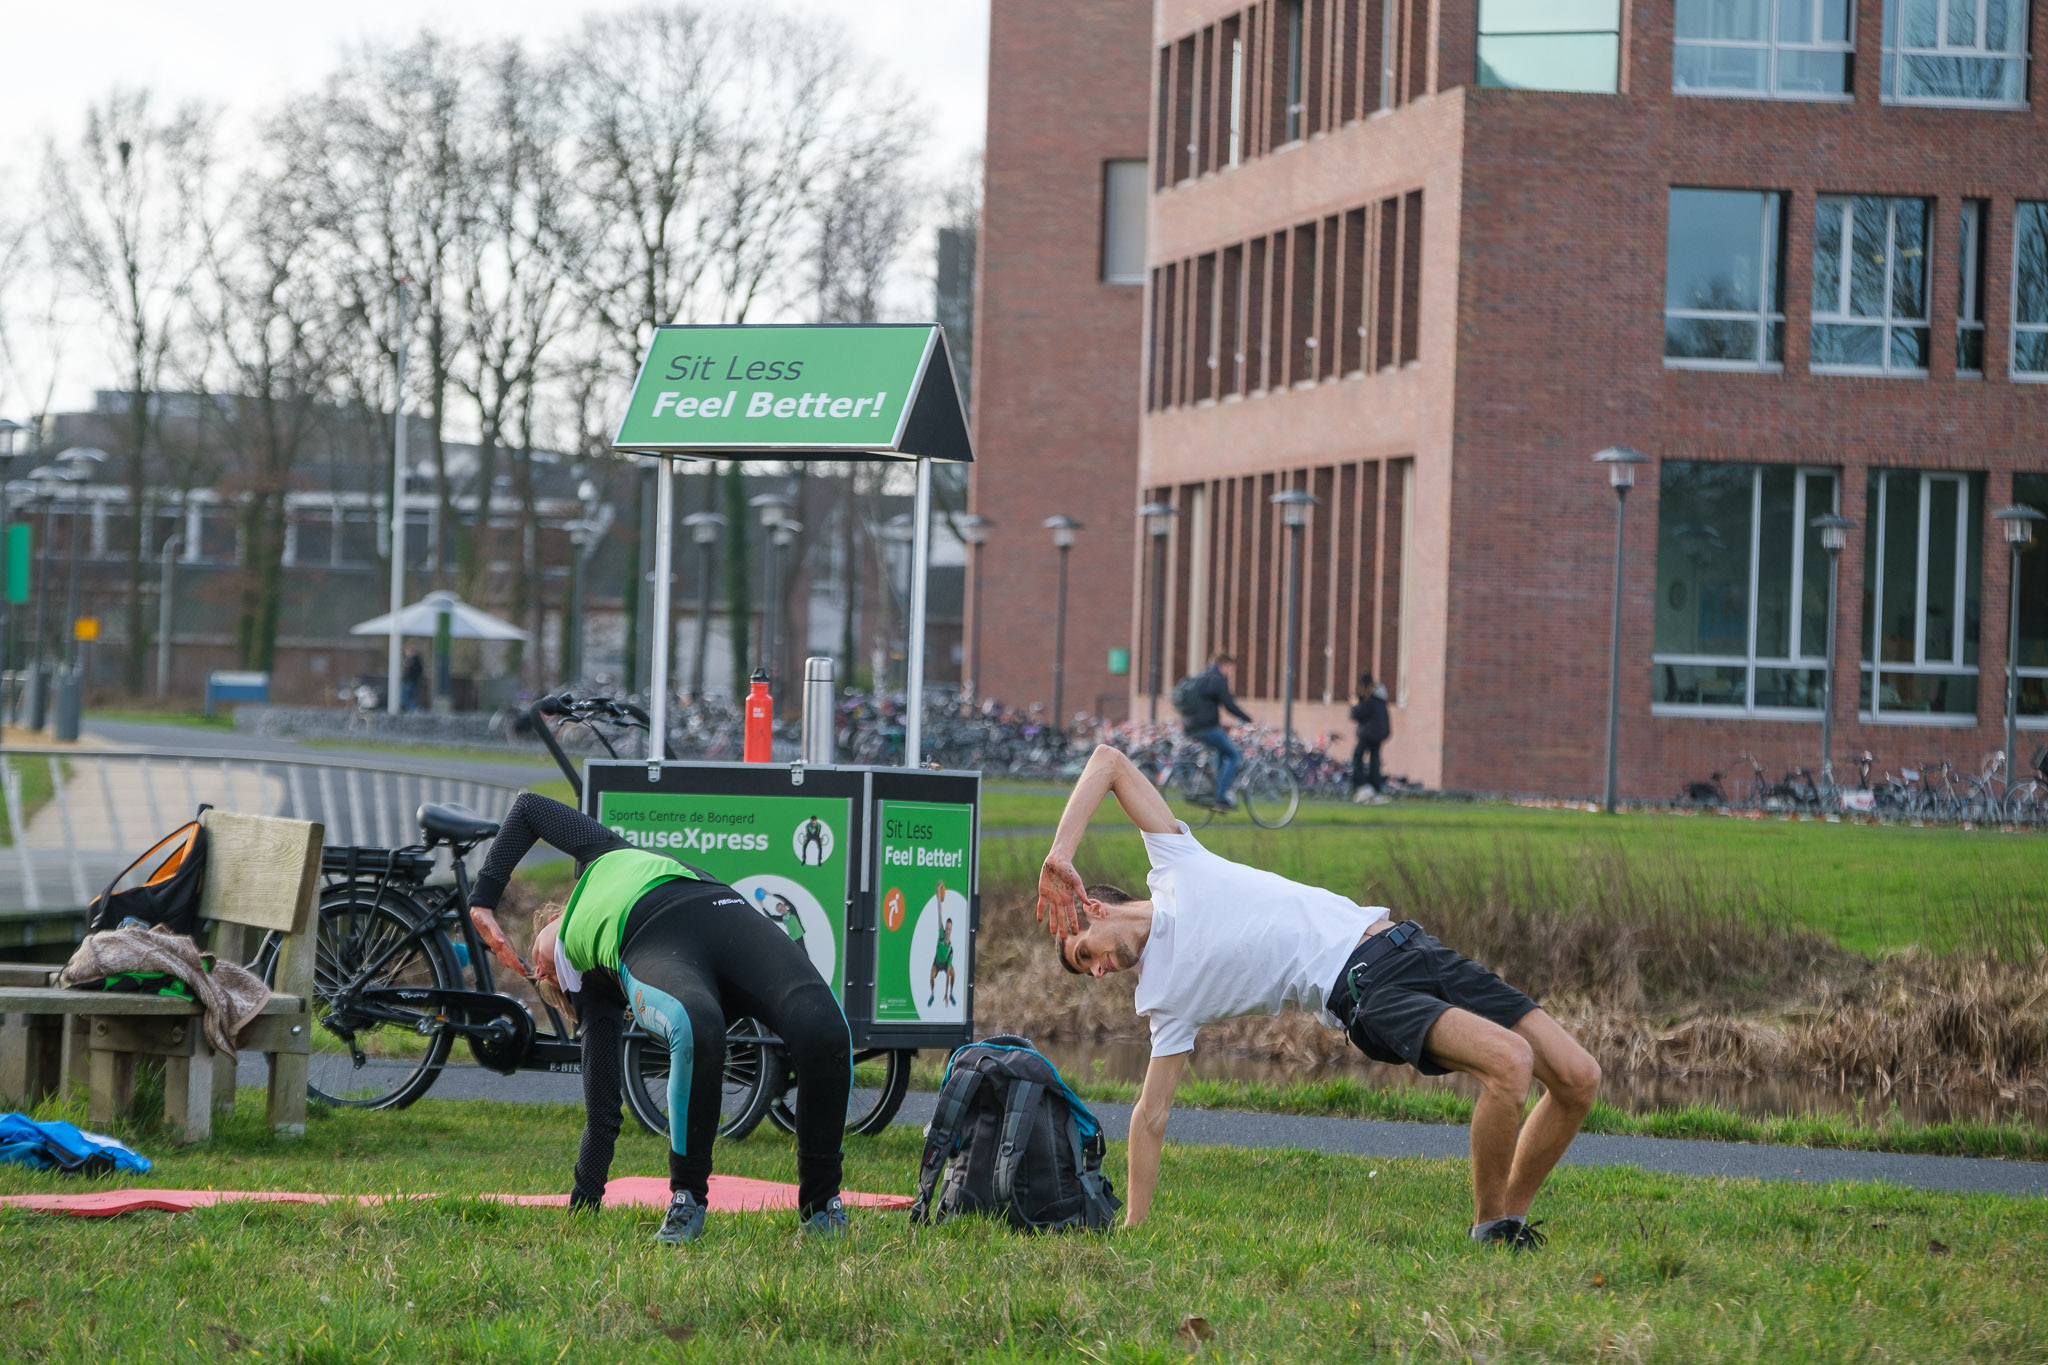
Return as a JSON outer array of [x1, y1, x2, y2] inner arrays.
[[1349, 672, 1391, 803]]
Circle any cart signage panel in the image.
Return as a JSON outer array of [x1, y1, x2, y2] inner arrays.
[[596, 789, 852, 996], [872, 800, 975, 1024]]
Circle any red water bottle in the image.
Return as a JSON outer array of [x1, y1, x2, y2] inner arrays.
[[744, 668, 773, 762]]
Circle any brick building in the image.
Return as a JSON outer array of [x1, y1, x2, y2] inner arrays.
[[976, 0, 2048, 797], [969, 0, 1155, 724]]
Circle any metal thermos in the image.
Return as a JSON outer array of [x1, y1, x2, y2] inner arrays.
[[801, 656, 836, 765], [743, 668, 773, 763]]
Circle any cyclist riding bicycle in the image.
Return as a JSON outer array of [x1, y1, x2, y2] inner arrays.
[[468, 793, 853, 1245], [1173, 653, 1252, 810]]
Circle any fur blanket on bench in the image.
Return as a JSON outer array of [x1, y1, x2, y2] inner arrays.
[[57, 924, 271, 1055]]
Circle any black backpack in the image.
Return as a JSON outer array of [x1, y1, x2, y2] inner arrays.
[[1170, 674, 1205, 715], [910, 1035, 1121, 1233], [85, 809, 210, 937]]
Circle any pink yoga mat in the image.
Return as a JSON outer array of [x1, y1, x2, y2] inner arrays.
[[0, 1174, 913, 1218]]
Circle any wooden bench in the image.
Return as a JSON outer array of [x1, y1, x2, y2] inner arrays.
[[0, 810, 323, 1141]]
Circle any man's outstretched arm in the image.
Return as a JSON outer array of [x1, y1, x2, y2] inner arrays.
[[1037, 745, 1179, 937], [1122, 1050, 1188, 1228]]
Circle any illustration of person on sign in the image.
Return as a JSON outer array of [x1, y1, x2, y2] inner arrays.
[[755, 887, 807, 945], [799, 815, 827, 866], [927, 879, 956, 1007]]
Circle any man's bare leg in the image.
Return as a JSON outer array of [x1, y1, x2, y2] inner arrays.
[[1502, 1010, 1600, 1217], [1418, 1009, 1533, 1226]]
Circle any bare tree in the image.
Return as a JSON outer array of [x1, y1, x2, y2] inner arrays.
[[41, 89, 212, 690]]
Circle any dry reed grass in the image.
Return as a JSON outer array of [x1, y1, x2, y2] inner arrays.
[[973, 838, 2048, 1099]]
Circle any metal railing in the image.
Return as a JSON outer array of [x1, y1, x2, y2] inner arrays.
[[0, 745, 526, 913]]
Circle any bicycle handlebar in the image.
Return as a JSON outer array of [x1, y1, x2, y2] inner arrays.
[[527, 693, 677, 800]]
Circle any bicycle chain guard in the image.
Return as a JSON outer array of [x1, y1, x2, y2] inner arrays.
[[467, 999, 536, 1075]]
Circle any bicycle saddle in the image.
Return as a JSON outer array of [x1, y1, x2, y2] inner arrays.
[[417, 803, 502, 845]]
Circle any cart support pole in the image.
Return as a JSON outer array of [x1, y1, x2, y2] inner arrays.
[[647, 455, 675, 768], [904, 456, 932, 767]]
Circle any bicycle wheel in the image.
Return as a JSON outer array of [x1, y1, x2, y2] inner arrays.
[[295, 888, 458, 1110], [2007, 780, 2048, 827], [622, 1016, 779, 1142], [765, 1047, 914, 1137], [1168, 755, 1218, 829], [1241, 759, 1300, 829]]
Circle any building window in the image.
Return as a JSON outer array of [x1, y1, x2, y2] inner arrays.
[[2015, 202, 2048, 378], [1958, 200, 1988, 374], [1102, 160, 1148, 285], [1860, 470, 1983, 722], [1674, 0, 1856, 97], [1477, 0, 1622, 93], [1882, 0, 2030, 105], [1653, 461, 1840, 715], [1664, 188, 1787, 370], [2016, 472, 2048, 722], [1810, 195, 1931, 376], [1228, 31, 1245, 167], [1284, 0, 1306, 142]]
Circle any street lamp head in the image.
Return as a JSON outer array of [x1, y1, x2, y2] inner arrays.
[[771, 518, 802, 548], [1810, 512, 1856, 553], [1994, 503, 2045, 548], [1042, 513, 1082, 550], [1269, 487, 1319, 529], [1137, 501, 1179, 539], [957, 512, 991, 546], [1593, 446, 1650, 492], [683, 510, 726, 546], [750, 488, 794, 528]]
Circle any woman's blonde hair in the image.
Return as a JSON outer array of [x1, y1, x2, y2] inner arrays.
[[529, 905, 572, 1021]]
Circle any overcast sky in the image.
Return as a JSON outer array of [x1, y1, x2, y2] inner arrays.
[[5, 1, 989, 413]]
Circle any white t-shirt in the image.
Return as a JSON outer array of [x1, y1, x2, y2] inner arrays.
[[1133, 823, 1391, 1057]]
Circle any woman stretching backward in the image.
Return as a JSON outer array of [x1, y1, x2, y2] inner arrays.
[[467, 792, 853, 1244]]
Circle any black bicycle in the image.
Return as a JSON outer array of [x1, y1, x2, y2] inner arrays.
[[269, 692, 911, 1141]]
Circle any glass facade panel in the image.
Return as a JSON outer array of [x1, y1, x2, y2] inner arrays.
[[1655, 461, 1839, 713], [2017, 475, 2048, 688], [1958, 200, 1987, 373], [1883, 0, 2030, 105], [1478, 0, 1621, 91], [1676, 0, 1856, 96], [1811, 196, 1932, 375], [2016, 203, 2048, 378], [1665, 189, 1786, 368], [1861, 469, 1984, 720]]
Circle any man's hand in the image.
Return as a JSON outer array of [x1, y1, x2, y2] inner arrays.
[[469, 906, 529, 978], [1036, 856, 1087, 938]]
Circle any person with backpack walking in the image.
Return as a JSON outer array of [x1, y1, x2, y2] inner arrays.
[[1349, 672, 1391, 803], [1033, 745, 1601, 1248], [466, 792, 854, 1245], [1172, 654, 1253, 810]]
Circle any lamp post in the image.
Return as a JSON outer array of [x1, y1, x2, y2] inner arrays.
[[0, 420, 22, 694], [683, 511, 725, 700], [1593, 446, 1649, 813], [766, 517, 802, 695], [1270, 488, 1318, 751], [1810, 513, 1854, 788], [1994, 503, 2045, 781], [749, 489, 794, 682], [155, 533, 183, 699], [1043, 515, 1082, 732], [52, 449, 104, 673], [25, 467, 65, 729], [1138, 502, 1178, 722], [958, 513, 990, 701]]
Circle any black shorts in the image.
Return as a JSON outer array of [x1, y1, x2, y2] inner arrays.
[[1325, 930, 1538, 1076]]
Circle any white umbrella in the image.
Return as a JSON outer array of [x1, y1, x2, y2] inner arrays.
[[349, 589, 528, 641]]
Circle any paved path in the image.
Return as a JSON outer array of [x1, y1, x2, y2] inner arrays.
[[239, 1059, 2048, 1200], [81, 718, 561, 790]]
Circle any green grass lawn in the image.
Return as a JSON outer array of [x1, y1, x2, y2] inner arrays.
[[0, 753, 64, 848], [975, 784, 2048, 958], [301, 738, 558, 768], [86, 707, 236, 731], [2, 1097, 2042, 1363]]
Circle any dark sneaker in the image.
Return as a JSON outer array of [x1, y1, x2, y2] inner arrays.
[[654, 1191, 706, 1245], [1470, 1216, 1526, 1247], [1212, 796, 1237, 812], [1508, 1219, 1548, 1252], [801, 1195, 850, 1240]]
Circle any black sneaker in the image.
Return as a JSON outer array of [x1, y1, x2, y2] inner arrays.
[[655, 1190, 706, 1245], [1212, 795, 1237, 812], [1470, 1216, 1526, 1248], [1508, 1219, 1548, 1252]]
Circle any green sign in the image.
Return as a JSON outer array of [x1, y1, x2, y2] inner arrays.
[[872, 800, 974, 1024], [5, 525, 27, 605], [613, 324, 973, 462], [596, 790, 851, 996]]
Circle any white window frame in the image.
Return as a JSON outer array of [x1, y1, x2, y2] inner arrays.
[[1882, 0, 2031, 108], [1958, 199, 1987, 375], [1227, 37, 1245, 167], [1674, 0, 1858, 101], [1664, 189, 1787, 373], [2014, 201, 2048, 381], [1861, 470, 1979, 726], [1810, 195, 1932, 378], [1652, 464, 1841, 718]]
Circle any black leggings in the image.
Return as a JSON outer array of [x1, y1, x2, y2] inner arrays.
[[579, 878, 850, 1217]]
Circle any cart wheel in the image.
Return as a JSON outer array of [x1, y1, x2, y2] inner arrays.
[[622, 1019, 779, 1142], [765, 1047, 914, 1137]]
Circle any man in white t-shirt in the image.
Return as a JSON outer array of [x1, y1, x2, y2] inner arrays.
[[1036, 745, 1600, 1250]]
